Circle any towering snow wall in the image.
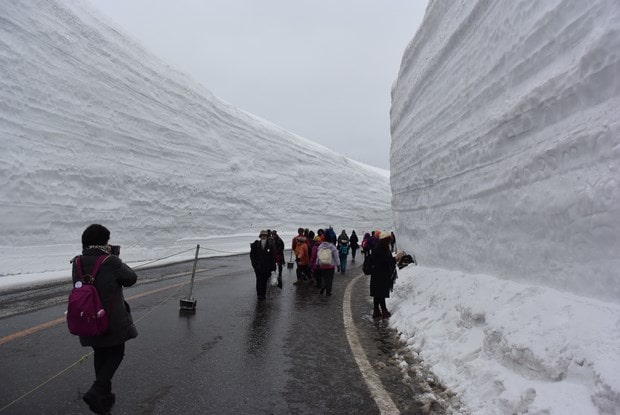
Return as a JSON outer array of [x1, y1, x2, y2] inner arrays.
[[0, 0, 391, 275], [390, 0, 620, 302]]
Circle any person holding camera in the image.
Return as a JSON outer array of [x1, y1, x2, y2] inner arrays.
[[73, 224, 138, 414]]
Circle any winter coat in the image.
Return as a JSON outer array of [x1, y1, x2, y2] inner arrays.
[[250, 239, 276, 274], [72, 249, 138, 347], [349, 233, 359, 250], [310, 243, 319, 271], [294, 240, 310, 266], [272, 235, 285, 264], [315, 242, 341, 270], [369, 244, 396, 299], [361, 233, 371, 252]]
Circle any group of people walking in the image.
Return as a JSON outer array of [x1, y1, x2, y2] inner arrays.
[[68, 223, 398, 414], [249, 226, 397, 318]]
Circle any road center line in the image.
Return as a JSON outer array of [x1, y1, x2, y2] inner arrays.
[[343, 274, 401, 415], [0, 272, 212, 346]]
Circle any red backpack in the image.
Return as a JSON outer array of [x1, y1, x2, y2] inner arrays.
[[67, 255, 109, 337]]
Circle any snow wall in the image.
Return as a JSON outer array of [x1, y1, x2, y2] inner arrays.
[[0, 0, 391, 275], [390, 0, 620, 303]]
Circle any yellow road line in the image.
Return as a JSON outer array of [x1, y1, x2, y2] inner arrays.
[[0, 273, 210, 347]]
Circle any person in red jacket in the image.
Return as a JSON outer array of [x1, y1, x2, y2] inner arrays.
[[293, 235, 310, 285]]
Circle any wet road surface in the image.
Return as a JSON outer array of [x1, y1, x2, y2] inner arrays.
[[0, 253, 465, 414]]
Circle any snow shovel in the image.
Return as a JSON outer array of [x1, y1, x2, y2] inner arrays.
[[287, 250, 294, 269]]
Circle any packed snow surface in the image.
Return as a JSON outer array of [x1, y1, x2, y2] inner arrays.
[[390, 0, 620, 413]]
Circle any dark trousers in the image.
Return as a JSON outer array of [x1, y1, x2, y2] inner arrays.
[[296, 264, 310, 281], [373, 297, 387, 311], [255, 270, 270, 298], [92, 343, 125, 392], [339, 254, 347, 272], [321, 268, 335, 294], [351, 248, 358, 259], [313, 268, 322, 287]]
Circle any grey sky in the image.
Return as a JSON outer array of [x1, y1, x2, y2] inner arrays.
[[89, 1, 427, 169]]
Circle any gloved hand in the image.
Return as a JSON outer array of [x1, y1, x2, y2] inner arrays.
[[337, 266, 341, 272]]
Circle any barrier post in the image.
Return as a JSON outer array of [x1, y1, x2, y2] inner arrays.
[[179, 244, 200, 311]]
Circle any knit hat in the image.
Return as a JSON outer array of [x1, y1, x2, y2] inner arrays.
[[259, 230, 268, 237], [379, 231, 391, 240]]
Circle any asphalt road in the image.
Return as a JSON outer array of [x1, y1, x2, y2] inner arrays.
[[0, 253, 464, 415]]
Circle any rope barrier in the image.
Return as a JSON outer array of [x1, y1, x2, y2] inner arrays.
[[131, 244, 248, 270], [0, 352, 93, 412], [1, 241, 259, 412], [132, 247, 197, 269], [0, 250, 200, 413]]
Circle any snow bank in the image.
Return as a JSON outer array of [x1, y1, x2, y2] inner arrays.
[[391, 266, 620, 414], [390, 0, 620, 302]]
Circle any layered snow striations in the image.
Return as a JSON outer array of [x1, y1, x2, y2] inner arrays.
[[390, 0, 620, 302], [390, 1, 620, 413], [0, 0, 391, 276]]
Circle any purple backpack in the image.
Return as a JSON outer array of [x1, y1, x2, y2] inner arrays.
[[67, 255, 109, 337]]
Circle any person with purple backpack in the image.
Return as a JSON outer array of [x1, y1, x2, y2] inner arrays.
[[72, 224, 138, 414]]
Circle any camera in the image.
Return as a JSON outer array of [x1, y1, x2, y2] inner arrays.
[[109, 245, 121, 256]]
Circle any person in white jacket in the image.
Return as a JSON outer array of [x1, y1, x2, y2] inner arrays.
[[315, 232, 341, 296]]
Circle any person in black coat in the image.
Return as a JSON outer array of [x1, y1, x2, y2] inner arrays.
[[369, 231, 397, 318], [250, 230, 276, 300], [349, 230, 359, 261], [72, 224, 138, 414]]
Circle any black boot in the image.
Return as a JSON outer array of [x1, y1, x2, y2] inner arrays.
[[103, 392, 116, 413], [83, 384, 110, 415]]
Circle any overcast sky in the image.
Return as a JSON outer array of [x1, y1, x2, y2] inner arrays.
[[88, 0, 427, 170]]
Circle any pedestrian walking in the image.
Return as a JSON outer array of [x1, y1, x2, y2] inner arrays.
[[369, 231, 397, 318], [309, 234, 322, 288], [349, 230, 359, 262], [315, 232, 340, 296], [73, 224, 138, 415], [250, 230, 276, 300], [337, 230, 350, 274], [271, 230, 285, 288], [361, 232, 371, 257], [293, 234, 310, 285]]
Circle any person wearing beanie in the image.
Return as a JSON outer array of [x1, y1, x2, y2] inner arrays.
[[250, 230, 276, 299], [74, 224, 138, 414], [369, 231, 397, 318]]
